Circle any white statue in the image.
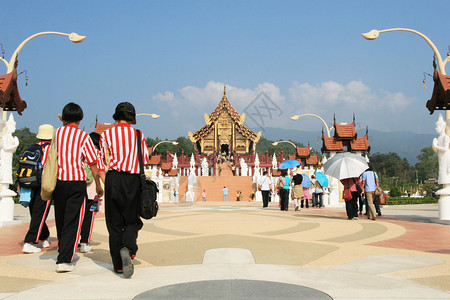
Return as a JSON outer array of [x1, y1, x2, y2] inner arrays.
[[0, 114, 19, 186], [189, 154, 196, 175], [254, 153, 260, 169], [432, 114, 450, 186], [201, 157, 209, 176], [272, 153, 277, 169], [240, 158, 248, 176], [172, 153, 178, 169]]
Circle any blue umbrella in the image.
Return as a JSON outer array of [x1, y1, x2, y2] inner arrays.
[[315, 172, 328, 188], [278, 160, 300, 169], [301, 173, 312, 188]]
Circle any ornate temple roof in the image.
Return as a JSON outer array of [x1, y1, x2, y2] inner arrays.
[[95, 121, 117, 135], [0, 69, 27, 115], [426, 69, 450, 114], [334, 116, 356, 139], [148, 155, 161, 165], [306, 155, 318, 165], [296, 146, 310, 157], [189, 87, 261, 143], [350, 134, 370, 152], [322, 134, 344, 152]]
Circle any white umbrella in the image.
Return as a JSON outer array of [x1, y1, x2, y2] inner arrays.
[[323, 152, 369, 180]]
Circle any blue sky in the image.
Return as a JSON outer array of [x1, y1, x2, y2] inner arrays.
[[1, 0, 449, 140]]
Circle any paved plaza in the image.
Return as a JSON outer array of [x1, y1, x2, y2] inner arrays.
[[0, 202, 449, 299]]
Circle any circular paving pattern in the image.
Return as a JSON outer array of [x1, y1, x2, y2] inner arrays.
[[133, 279, 333, 299]]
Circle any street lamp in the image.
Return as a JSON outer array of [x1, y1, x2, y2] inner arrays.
[[136, 113, 160, 119], [362, 27, 450, 222], [0, 31, 86, 73], [290, 113, 332, 137], [272, 140, 297, 148], [153, 141, 179, 153]]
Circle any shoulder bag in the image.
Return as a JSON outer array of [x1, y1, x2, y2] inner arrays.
[[136, 130, 159, 220], [41, 131, 58, 201]]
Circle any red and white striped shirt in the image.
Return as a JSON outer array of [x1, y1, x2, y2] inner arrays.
[[54, 124, 98, 181], [37, 141, 51, 166], [100, 123, 149, 174], [94, 149, 106, 172]]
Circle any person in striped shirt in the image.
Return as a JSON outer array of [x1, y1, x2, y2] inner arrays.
[[52, 102, 103, 273], [22, 124, 54, 254], [100, 101, 149, 278]]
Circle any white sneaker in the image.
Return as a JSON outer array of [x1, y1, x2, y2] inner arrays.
[[80, 243, 93, 253], [22, 243, 42, 254], [56, 263, 75, 273], [39, 238, 50, 248]]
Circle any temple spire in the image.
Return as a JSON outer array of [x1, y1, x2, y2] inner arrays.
[[224, 84, 226, 95]]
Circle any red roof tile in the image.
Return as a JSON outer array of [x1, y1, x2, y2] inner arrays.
[[334, 122, 356, 139], [149, 155, 161, 165], [296, 147, 310, 157], [306, 155, 318, 165], [350, 135, 370, 151], [95, 122, 117, 134], [322, 135, 343, 151]]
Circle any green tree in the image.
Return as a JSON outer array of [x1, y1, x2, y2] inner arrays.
[[415, 147, 438, 182]]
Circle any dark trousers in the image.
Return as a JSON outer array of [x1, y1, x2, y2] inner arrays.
[[105, 171, 143, 271], [314, 192, 323, 207], [261, 190, 270, 207], [345, 192, 359, 219], [53, 180, 86, 264], [357, 193, 363, 213], [80, 199, 96, 244], [24, 188, 51, 244], [374, 196, 381, 213], [280, 189, 289, 211], [301, 199, 309, 208]]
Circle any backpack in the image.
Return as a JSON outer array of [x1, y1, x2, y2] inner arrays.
[[17, 143, 49, 189]]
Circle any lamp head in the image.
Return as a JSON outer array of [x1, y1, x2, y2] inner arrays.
[[68, 33, 86, 43], [172, 141, 179, 145], [151, 114, 160, 119], [361, 29, 379, 40], [290, 115, 299, 121], [272, 142, 279, 146]]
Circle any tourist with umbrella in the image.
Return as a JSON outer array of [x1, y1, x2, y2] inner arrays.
[[311, 172, 327, 208], [277, 160, 298, 211], [301, 173, 312, 209], [291, 168, 304, 211], [323, 152, 369, 219]]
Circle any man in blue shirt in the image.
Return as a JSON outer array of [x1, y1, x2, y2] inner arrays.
[[361, 166, 379, 220], [222, 186, 229, 201]]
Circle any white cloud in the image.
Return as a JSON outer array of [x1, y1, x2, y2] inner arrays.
[[150, 80, 418, 135]]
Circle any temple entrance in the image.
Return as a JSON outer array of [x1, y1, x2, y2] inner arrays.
[[221, 144, 229, 156]]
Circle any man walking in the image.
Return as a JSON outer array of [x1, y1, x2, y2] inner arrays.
[[258, 171, 272, 207], [222, 186, 228, 201]]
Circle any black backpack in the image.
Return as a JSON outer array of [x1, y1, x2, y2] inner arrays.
[[17, 143, 49, 189]]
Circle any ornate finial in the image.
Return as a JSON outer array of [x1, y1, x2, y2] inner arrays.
[[224, 85, 226, 95]]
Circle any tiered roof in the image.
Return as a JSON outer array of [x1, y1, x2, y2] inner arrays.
[[0, 69, 27, 115], [322, 115, 370, 153], [190, 88, 260, 143], [95, 121, 117, 135]]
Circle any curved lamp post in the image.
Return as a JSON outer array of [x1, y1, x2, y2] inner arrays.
[[362, 27, 450, 222], [136, 113, 160, 119], [290, 113, 332, 137], [272, 140, 297, 148], [153, 141, 178, 153], [362, 28, 449, 75], [0, 31, 86, 73]]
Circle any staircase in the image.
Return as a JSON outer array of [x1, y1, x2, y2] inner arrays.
[[178, 161, 254, 202]]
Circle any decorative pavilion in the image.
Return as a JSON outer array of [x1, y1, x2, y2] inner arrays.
[[321, 115, 370, 154], [188, 86, 261, 155]]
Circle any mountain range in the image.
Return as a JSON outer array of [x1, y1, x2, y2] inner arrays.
[[255, 127, 435, 165]]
